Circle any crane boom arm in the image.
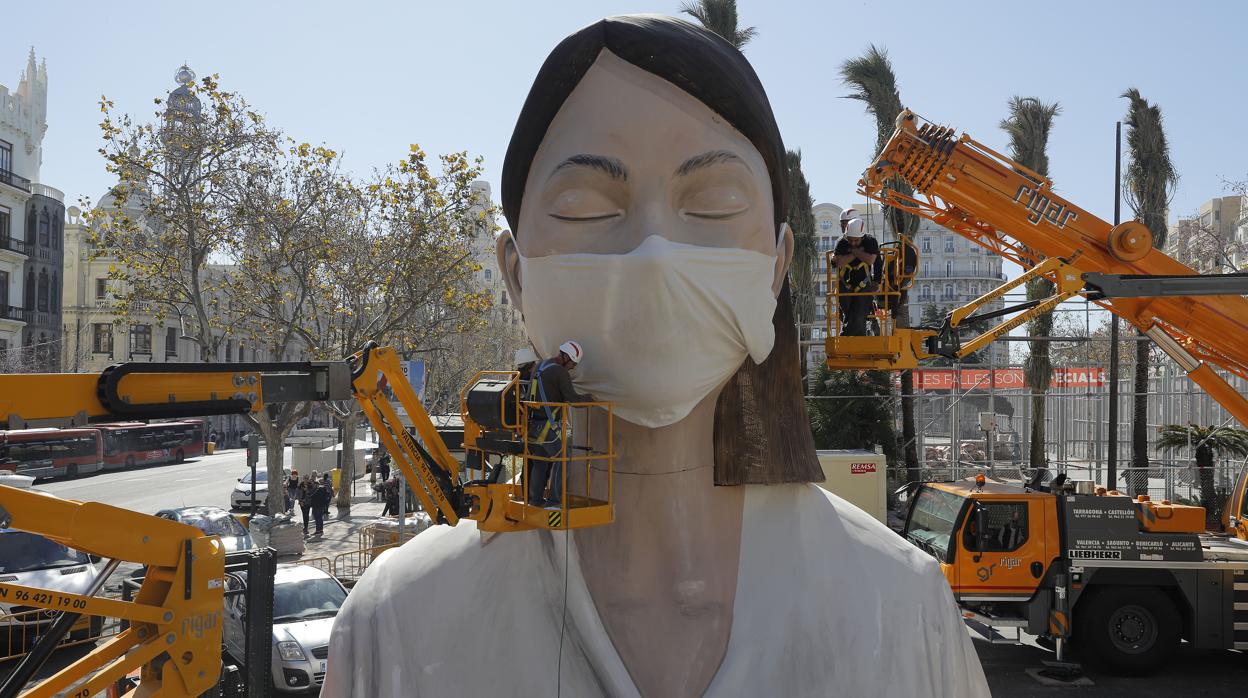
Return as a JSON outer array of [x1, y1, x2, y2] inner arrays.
[[860, 109, 1248, 429], [861, 110, 1248, 384]]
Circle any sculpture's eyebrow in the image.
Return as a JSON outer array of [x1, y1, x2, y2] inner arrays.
[[675, 150, 749, 177], [549, 154, 627, 180]]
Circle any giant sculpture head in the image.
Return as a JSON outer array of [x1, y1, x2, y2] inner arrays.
[[498, 14, 821, 484]]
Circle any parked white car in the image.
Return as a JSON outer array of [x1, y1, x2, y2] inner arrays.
[[231, 470, 273, 511], [222, 565, 348, 693], [0, 481, 102, 646]]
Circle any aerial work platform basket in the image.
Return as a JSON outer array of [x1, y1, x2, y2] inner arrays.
[[461, 371, 614, 531], [824, 236, 926, 370]]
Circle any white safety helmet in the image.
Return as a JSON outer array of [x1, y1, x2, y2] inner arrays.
[[844, 218, 866, 238], [558, 340, 584, 365], [839, 207, 860, 222], [514, 346, 538, 366]]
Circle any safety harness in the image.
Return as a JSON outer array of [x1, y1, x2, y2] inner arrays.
[[527, 360, 562, 447]]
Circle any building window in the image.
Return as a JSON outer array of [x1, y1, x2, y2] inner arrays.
[[95, 278, 108, 300], [501, 291, 508, 305], [819, 219, 835, 232], [0, 205, 9, 245], [946, 261, 952, 277], [225, 339, 233, 361], [0, 338, 6, 353], [130, 324, 152, 355], [50, 274, 57, 312], [972, 259, 979, 275], [38, 210, 49, 247], [921, 237, 931, 253], [165, 327, 178, 357], [36, 270, 48, 312], [484, 268, 492, 281], [944, 237, 955, 253], [0, 139, 10, 172], [24, 269, 33, 308], [93, 323, 113, 354], [943, 284, 954, 300]]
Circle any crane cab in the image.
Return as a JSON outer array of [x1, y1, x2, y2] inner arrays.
[[461, 371, 614, 532], [902, 480, 1059, 600]]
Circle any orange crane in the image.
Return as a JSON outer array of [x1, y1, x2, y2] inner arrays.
[[838, 109, 1248, 429], [842, 110, 1248, 673]]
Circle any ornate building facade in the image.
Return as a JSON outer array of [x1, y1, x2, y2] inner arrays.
[[0, 49, 65, 371]]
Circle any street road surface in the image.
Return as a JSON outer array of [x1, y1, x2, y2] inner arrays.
[[39, 447, 279, 514]]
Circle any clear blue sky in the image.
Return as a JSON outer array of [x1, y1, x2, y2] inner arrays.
[[6, 0, 1246, 227]]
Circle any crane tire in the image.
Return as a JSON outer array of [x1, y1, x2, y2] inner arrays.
[[1078, 586, 1178, 675]]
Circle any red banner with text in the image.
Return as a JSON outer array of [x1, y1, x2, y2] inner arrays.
[[912, 368, 1105, 390]]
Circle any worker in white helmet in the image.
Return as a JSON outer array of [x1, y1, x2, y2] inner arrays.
[[514, 345, 539, 380], [839, 206, 860, 235], [526, 340, 595, 506], [832, 217, 880, 336]]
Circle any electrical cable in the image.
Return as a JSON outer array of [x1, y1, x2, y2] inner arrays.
[[557, 528, 569, 698]]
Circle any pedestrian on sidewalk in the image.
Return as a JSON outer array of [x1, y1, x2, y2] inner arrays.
[[284, 470, 300, 514], [376, 451, 391, 483], [311, 474, 334, 536], [380, 477, 400, 517], [298, 473, 317, 535]]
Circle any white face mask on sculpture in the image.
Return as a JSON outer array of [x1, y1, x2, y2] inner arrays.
[[518, 234, 779, 428]]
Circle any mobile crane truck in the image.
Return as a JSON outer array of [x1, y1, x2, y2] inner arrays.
[[836, 109, 1248, 674]]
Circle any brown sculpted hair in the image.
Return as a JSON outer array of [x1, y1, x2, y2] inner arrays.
[[502, 14, 822, 485]]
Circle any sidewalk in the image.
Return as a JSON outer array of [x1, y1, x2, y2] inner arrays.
[[280, 475, 402, 567]]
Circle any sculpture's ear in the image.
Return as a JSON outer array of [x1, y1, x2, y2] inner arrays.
[[497, 230, 524, 315], [772, 222, 794, 297]]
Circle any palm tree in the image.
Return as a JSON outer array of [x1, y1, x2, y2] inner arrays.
[[1122, 88, 1179, 495], [786, 149, 817, 382], [999, 97, 1061, 474], [679, 0, 757, 48], [1157, 423, 1248, 525], [808, 364, 898, 460], [840, 45, 921, 485]]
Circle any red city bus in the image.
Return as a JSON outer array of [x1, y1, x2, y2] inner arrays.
[[0, 429, 103, 479], [97, 420, 206, 470]]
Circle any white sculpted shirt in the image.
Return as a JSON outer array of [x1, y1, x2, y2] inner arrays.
[[322, 483, 990, 697]]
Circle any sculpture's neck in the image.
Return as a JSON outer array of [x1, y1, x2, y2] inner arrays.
[[573, 391, 744, 697]]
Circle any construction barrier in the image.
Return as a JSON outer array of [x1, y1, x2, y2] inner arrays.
[[0, 608, 118, 662], [298, 555, 334, 577], [331, 544, 400, 583]]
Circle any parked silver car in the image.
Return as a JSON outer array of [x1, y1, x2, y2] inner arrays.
[[154, 506, 254, 553], [0, 481, 103, 646], [222, 565, 348, 693]]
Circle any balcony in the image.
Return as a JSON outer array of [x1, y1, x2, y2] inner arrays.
[[0, 168, 31, 193], [30, 183, 64, 202], [0, 236, 26, 256], [0, 305, 30, 323], [916, 268, 1007, 280]]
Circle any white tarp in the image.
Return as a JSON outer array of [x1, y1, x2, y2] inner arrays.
[[322, 484, 989, 697]]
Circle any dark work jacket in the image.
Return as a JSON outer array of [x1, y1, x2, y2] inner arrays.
[[534, 361, 593, 405]]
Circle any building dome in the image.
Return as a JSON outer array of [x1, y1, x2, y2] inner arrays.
[[167, 64, 201, 118]]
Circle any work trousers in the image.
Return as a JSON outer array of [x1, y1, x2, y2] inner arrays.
[[526, 435, 565, 504], [313, 507, 326, 535], [839, 295, 872, 336], [300, 503, 311, 533]]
